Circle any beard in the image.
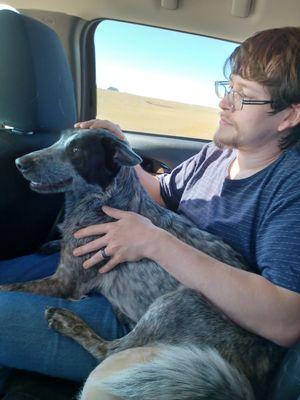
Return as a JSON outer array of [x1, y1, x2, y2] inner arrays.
[[213, 123, 241, 149]]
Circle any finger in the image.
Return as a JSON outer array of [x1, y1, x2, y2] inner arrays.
[[73, 237, 108, 256], [99, 256, 121, 273], [74, 223, 112, 238], [82, 248, 110, 269], [74, 120, 97, 129], [102, 206, 130, 219]]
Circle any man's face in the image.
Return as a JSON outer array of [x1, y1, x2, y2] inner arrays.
[[214, 75, 287, 151]]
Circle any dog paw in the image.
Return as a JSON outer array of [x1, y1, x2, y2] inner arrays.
[[45, 307, 90, 339], [45, 307, 78, 334]]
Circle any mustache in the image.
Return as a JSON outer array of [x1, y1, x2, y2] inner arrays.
[[219, 113, 239, 131], [220, 113, 233, 124]]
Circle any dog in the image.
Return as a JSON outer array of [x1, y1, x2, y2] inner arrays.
[[2, 128, 285, 399]]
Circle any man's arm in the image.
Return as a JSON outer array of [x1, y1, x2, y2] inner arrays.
[[146, 228, 300, 348], [134, 165, 165, 207]]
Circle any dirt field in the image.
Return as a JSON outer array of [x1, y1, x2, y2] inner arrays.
[[97, 89, 219, 140]]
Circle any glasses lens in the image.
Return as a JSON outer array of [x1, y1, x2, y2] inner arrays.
[[215, 81, 230, 99], [215, 82, 225, 98], [215, 81, 244, 110]]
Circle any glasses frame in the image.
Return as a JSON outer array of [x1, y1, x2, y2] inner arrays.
[[215, 80, 273, 111]]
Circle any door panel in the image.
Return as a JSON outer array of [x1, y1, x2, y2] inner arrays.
[[127, 131, 208, 173]]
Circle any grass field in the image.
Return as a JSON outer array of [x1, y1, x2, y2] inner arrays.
[[97, 89, 219, 140]]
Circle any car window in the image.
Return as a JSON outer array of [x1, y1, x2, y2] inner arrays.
[[94, 20, 238, 140]]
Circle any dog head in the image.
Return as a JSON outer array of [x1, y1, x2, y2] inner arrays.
[[15, 128, 142, 194]]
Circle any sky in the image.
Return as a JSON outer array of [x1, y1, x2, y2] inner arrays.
[[94, 20, 238, 108]]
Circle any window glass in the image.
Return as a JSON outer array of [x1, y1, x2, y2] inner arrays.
[[94, 20, 238, 139]]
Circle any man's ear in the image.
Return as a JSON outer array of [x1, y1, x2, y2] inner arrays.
[[278, 104, 300, 132]]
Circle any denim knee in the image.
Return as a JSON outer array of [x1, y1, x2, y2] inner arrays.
[[0, 290, 130, 382]]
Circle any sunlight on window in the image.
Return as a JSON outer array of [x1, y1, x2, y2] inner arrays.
[[0, 4, 19, 12]]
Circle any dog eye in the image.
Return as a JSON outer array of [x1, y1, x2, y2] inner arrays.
[[72, 147, 80, 154]]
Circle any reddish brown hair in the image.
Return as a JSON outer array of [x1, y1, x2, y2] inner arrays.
[[225, 27, 300, 148]]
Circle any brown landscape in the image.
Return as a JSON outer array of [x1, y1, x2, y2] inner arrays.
[[97, 89, 219, 140]]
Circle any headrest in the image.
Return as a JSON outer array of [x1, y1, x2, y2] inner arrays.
[[0, 10, 77, 132]]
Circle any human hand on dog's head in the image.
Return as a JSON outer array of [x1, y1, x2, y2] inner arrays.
[[74, 119, 128, 143], [73, 206, 161, 273]]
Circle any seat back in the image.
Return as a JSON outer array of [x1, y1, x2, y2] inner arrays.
[[0, 10, 77, 259]]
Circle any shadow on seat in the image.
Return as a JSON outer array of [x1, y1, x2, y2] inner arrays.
[[268, 341, 300, 400]]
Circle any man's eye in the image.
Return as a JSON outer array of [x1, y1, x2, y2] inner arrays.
[[240, 92, 250, 99], [240, 91, 253, 99]]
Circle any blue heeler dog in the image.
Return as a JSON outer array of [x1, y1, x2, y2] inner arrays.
[[2, 129, 285, 399]]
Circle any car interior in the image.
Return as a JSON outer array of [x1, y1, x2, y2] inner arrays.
[[1, 0, 300, 399]]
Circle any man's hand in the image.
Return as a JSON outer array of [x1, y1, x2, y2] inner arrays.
[[74, 119, 127, 142], [73, 206, 160, 273]]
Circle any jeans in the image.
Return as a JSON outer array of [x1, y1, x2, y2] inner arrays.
[[0, 252, 130, 392]]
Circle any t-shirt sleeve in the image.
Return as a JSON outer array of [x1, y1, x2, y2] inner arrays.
[[256, 187, 300, 293], [158, 144, 211, 211]]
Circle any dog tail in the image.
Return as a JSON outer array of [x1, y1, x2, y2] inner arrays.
[[100, 345, 255, 400]]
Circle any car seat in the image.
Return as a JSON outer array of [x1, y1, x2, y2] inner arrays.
[[0, 9, 77, 259]]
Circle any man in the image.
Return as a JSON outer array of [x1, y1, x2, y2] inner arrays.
[[0, 26, 300, 398], [74, 27, 300, 349]]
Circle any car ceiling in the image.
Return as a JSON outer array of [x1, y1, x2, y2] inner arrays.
[[4, 0, 300, 42]]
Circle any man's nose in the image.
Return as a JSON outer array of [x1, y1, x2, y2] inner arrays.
[[219, 94, 232, 111]]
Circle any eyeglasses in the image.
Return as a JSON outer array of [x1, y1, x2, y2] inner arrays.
[[215, 81, 273, 111]]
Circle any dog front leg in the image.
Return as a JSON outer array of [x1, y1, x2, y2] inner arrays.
[[0, 276, 74, 298], [45, 307, 108, 361]]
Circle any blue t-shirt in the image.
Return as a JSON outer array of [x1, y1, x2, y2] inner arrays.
[[159, 142, 300, 294]]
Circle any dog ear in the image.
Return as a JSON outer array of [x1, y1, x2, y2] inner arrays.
[[102, 137, 142, 167], [113, 141, 142, 167]]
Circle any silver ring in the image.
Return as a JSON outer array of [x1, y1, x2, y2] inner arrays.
[[100, 247, 110, 260]]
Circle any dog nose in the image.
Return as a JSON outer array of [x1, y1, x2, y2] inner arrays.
[[15, 156, 35, 172]]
